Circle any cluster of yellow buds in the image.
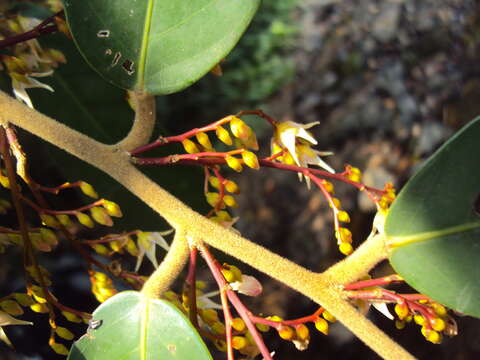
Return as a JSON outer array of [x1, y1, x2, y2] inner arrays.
[[378, 182, 396, 210], [344, 165, 362, 183], [394, 301, 456, 344], [90, 271, 117, 303], [324, 184, 353, 255], [206, 177, 240, 209], [313, 310, 337, 336], [0, 8, 68, 108]]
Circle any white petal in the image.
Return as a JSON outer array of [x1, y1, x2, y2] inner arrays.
[[26, 77, 54, 92], [134, 248, 146, 272], [0, 311, 32, 326], [12, 81, 33, 109], [297, 128, 318, 145], [280, 129, 300, 165], [144, 242, 159, 269], [230, 275, 262, 296], [149, 232, 170, 252], [372, 302, 394, 320]]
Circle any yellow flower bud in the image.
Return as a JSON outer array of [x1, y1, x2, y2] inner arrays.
[[30, 303, 49, 313], [80, 181, 98, 198], [256, 323, 270, 332], [295, 324, 310, 341], [278, 325, 295, 340], [242, 151, 260, 170], [232, 336, 248, 350], [266, 315, 283, 322], [75, 213, 94, 228], [195, 132, 213, 150], [225, 180, 240, 194], [322, 311, 337, 323], [339, 242, 353, 255], [322, 180, 334, 193], [424, 328, 442, 344], [0, 300, 23, 316], [208, 176, 220, 189], [213, 340, 227, 352], [55, 326, 74, 340], [0, 174, 10, 188], [40, 214, 60, 228], [181, 139, 200, 154], [62, 311, 82, 323], [230, 117, 251, 140], [414, 315, 425, 326], [39, 228, 58, 246], [314, 318, 329, 335], [225, 155, 243, 172], [431, 303, 447, 317], [201, 309, 219, 325], [109, 240, 122, 252], [431, 318, 446, 332], [330, 198, 341, 209], [211, 322, 226, 335], [50, 342, 69, 355], [394, 303, 409, 320], [13, 293, 34, 307], [337, 210, 350, 223], [231, 317, 246, 332], [221, 268, 236, 283], [205, 192, 221, 208], [216, 126, 233, 146], [90, 207, 113, 226], [223, 195, 238, 208], [395, 320, 406, 330], [335, 227, 352, 243], [92, 244, 109, 255], [102, 200, 122, 217], [93, 272, 108, 283], [56, 214, 72, 227], [125, 237, 139, 256]]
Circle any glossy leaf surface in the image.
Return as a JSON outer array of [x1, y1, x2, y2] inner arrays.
[[62, 0, 260, 94], [386, 117, 480, 318], [68, 291, 212, 360]]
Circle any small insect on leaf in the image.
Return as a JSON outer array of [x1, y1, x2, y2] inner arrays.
[[88, 319, 103, 330]]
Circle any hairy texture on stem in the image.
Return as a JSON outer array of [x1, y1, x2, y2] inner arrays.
[[116, 92, 156, 152], [0, 91, 415, 360], [141, 229, 189, 299], [323, 232, 389, 284]]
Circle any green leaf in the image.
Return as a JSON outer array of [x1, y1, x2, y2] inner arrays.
[[385, 117, 480, 318], [62, 0, 260, 95], [68, 291, 212, 360]]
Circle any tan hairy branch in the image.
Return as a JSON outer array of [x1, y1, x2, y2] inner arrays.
[[0, 90, 415, 360]]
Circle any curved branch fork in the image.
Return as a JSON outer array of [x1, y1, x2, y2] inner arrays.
[[0, 91, 415, 360]]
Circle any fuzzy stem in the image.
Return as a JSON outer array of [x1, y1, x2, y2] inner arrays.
[[117, 92, 156, 152], [0, 91, 414, 360], [141, 229, 189, 299]]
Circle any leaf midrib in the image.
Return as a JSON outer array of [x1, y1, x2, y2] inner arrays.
[[138, 0, 155, 90], [387, 221, 480, 248]]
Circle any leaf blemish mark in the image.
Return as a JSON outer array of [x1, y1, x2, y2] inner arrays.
[[111, 52, 121, 67], [122, 59, 135, 75], [88, 319, 103, 330], [97, 30, 110, 38], [473, 192, 480, 216], [167, 344, 176, 354]]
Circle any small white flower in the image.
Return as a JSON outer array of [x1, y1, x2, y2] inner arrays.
[[12, 72, 54, 109], [134, 230, 172, 271]]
